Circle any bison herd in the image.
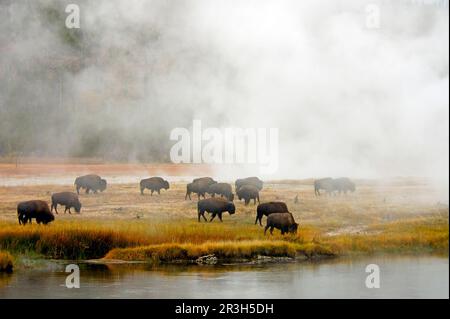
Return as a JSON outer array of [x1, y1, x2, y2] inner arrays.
[[16, 174, 356, 236]]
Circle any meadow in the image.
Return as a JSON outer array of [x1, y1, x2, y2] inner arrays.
[[0, 174, 448, 265]]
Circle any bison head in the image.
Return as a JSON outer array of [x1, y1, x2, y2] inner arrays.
[[99, 179, 107, 192], [226, 202, 236, 215], [289, 223, 299, 234], [163, 180, 170, 190], [228, 193, 235, 201], [74, 201, 82, 213]]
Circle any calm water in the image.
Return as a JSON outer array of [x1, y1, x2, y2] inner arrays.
[[0, 256, 448, 299]]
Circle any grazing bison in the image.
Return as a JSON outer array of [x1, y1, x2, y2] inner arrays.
[[333, 177, 356, 194], [236, 185, 260, 205], [17, 200, 55, 225], [265, 213, 298, 235], [255, 201, 289, 226], [51, 192, 81, 214], [235, 177, 263, 191], [74, 174, 107, 194], [207, 183, 234, 201], [140, 177, 170, 195], [197, 197, 235, 222], [314, 177, 335, 196], [185, 178, 217, 200]]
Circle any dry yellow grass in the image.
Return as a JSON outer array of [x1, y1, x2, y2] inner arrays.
[[0, 178, 448, 261]]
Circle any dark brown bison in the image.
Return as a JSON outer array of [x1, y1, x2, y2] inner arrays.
[[207, 183, 234, 201], [140, 177, 170, 195], [255, 201, 289, 226], [236, 185, 260, 205], [333, 177, 356, 194], [197, 197, 235, 222], [74, 174, 107, 194], [17, 200, 55, 225], [51, 192, 81, 214], [314, 177, 335, 196], [265, 213, 298, 235], [185, 178, 217, 200], [235, 177, 263, 191]]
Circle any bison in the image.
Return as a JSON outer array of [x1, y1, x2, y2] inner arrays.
[[235, 177, 263, 191], [197, 197, 235, 222], [140, 177, 170, 195], [185, 178, 217, 200], [333, 177, 356, 194], [74, 174, 107, 194], [255, 201, 289, 226], [17, 200, 55, 225], [207, 183, 234, 201], [264, 213, 298, 235], [314, 177, 335, 196], [236, 184, 260, 205], [51, 192, 81, 214]]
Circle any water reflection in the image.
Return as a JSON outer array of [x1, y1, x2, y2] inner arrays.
[[0, 256, 448, 299]]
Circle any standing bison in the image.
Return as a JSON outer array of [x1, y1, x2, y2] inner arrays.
[[74, 174, 107, 194], [140, 177, 170, 195], [185, 178, 217, 200], [207, 183, 234, 201], [265, 213, 298, 235], [255, 201, 289, 226], [17, 200, 55, 225], [314, 177, 335, 196], [197, 197, 235, 222], [51, 192, 82, 214], [236, 185, 260, 205], [333, 177, 356, 194], [235, 177, 263, 191]]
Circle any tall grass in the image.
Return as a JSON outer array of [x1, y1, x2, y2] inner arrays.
[[0, 216, 447, 261]]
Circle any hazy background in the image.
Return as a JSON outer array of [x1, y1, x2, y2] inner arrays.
[[0, 0, 448, 181]]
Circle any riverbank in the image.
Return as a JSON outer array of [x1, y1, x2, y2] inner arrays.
[[0, 179, 448, 264]]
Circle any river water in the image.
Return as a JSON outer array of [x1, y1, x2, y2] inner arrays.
[[0, 255, 448, 299]]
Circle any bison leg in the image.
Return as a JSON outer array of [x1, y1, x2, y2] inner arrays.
[[151, 190, 154, 196], [270, 227, 274, 235], [157, 189, 160, 195], [85, 188, 90, 194], [140, 187, 145, 195], [264, 225, 269, 235], [244, 199, 249, 206], [76, 186, 80, 195], [218, 213, 223, 222], [210, 213, 217, 222]]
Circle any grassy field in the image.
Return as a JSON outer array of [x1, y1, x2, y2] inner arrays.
[[0, 176, 448, 263]]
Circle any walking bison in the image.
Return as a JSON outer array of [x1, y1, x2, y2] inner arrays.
[[236, 184, 260, 205], [235, 177, 263, 191], [186, 178, 217, 200], [51, 192, 81, 214], [17, 200, 55, 225], [197, 197, 235, 222], [314, 177, 335, 196], [140, 177, 170, 195], [74, 174, 107, 194], [264, 213, 298, 235], [255, 201, 289, 226]]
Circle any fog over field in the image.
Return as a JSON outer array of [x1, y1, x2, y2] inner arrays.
[[0, 0, 448, 182]]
